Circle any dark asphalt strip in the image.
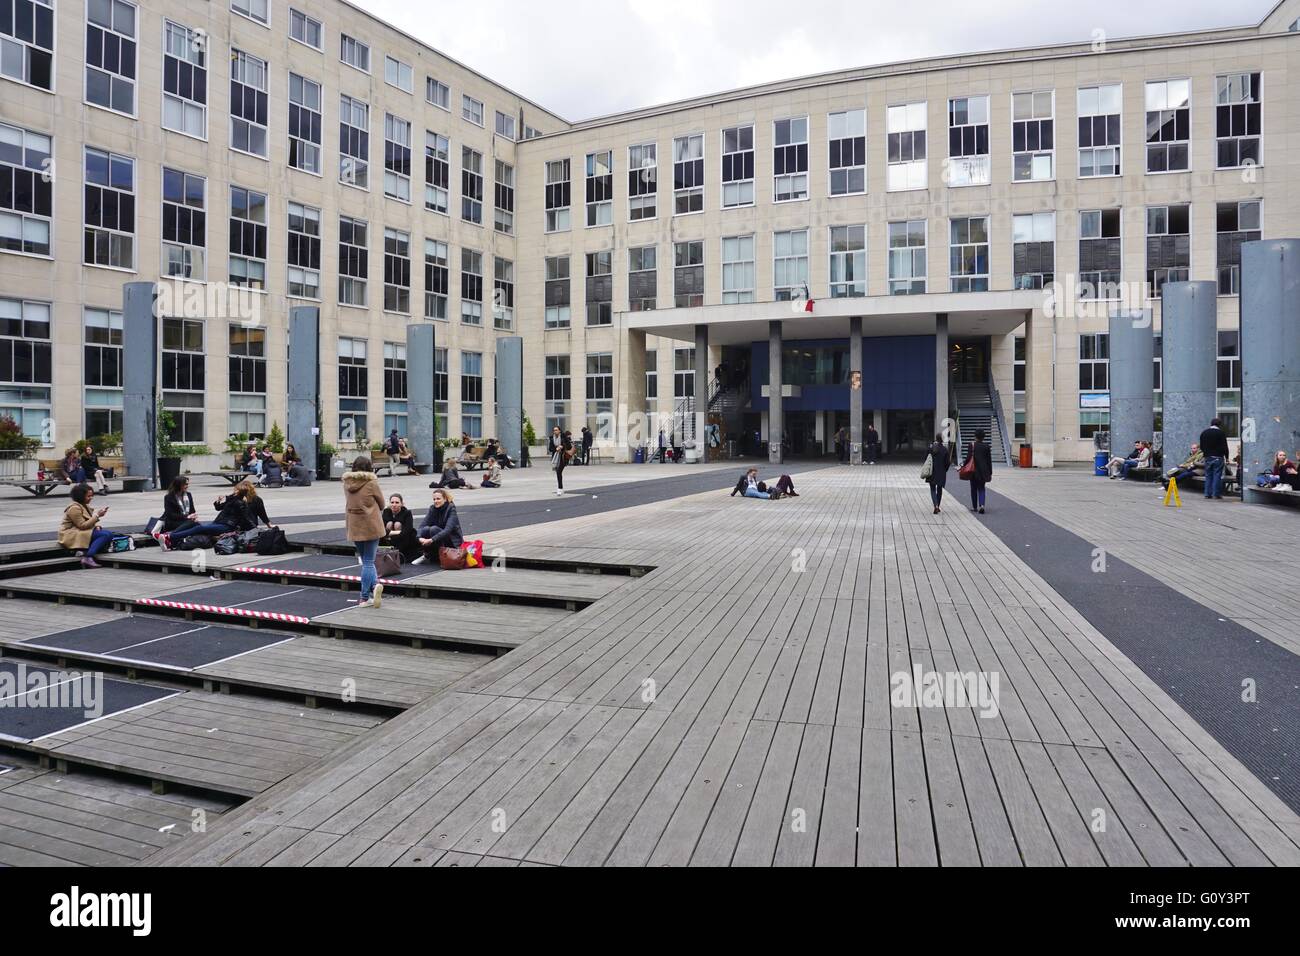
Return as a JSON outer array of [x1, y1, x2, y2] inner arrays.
[[979, 487, 1300, 814]]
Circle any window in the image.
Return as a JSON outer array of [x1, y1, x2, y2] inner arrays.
[[287, 201, 320, 298], [339, 95, 369, 188], [383, 228, 410, 314], [949, 216, 989, 292], [1145, 79, 1189, 173], [545, 256, 570, 328], [722, 125, 754, 207], [773, 229, 809, 300], [84, 147, 134, 269], [829, 225, 866, 297], [228, 324, 266, 437], [337, 337, 367, 442], [461, 351, 482, 437], [673, 133, 704, 213], [384, 55, 412, 93], [461, 249, 483, 325], [383, 342, 407, 436], [426, 77, 449, 110], [460, 146, 483, 224], [674, 241, 703, 307], [886, 102, 927, 191], [773, 117, 808, 201], [229, 185, 267, 289], [629, 246, 656, 311], [383, 114, 411, 202], [524, 125, 543, 140], [289, 8, 322, 50], [628, 143, 657, 220], [1012, 212, 1054, 290], [1, 0, 54, 90], [231, 0, 267, 25], [1079, 208, 1122, 299], [1216, 200, 1261, 295], [424, 132, 449, 214], [829, 110, 866, 195], [86, 0, 137, 115], [544, 355, 569, 435], [947, 96, 990, 186], [586, 150, 613, 225], [462, 95, 483, 126], [337, 215, 367, 306], [0, 122, 52, 256], [1012, 91, 1054, 181], [495, 111, 516, 140], [586, 251, 612, 326], [1078, 84, 1122, 177], [1146, 204, 1190, 296], [230, 50, 269, 158], [673, 347, 695, 398], [0, 296, 50, 440], [161, 20, 207, 138], [721, 235, 754, 304], [423, 239, 447, 319], [83, 307, 123, 437], [645, 349, 657, 401], [1216, 330, 1241, 437], [888, 220, 926, 294], [433, 347, 448, 438], [585, 353, 613, 437], [545, 159, 571, 232], [1079, 332, 1109, 390], [161, 317, 204, 443], [492, 257, 514, 331], [340, 34, 369, 72], [288, 72, 322, 174], [494, 161, 514, 234], [1012, 335, 1025, 440], [1216, 73, 1261, 169]]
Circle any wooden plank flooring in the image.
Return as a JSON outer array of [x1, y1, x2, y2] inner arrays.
[[141, 465, 1300, 866]]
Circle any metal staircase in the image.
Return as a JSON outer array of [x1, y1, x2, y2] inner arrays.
[[954, 383, 1009, 465]]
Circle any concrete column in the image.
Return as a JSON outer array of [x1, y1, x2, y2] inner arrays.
[[495, 336, 524, 463], [619, 328, 648, 460], [122, 282, 157, 487], [768, 320, 783, 464], [1241, 238, 1300, 479], [406, 323, 436, 472], [1161, 281, 1217, 469], [1023, 308, 1055, 467], [934, 313, 950, 442], [287, 306, 319, 479], [694, 323, 709, 462], [850, 316, 863, 464], [1108, 308, 1155, 458]]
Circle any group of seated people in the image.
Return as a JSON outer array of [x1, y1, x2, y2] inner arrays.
[[379, 489, 463, 565], [1265, 450, 1300, 489], [150, 476, 276, 550], [384, 430, 419, 474], [57, 446, 110, 493], [730, 467, 799, 500], [240, 443, 304, 484], [1106, 441, 1154, 479], [428, 456, 504, 490]]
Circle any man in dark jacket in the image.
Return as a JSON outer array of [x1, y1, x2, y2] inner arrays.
[[963, 429, 994, 513], [1199, 417, 1231, 499], [580, 426, 593, 465], [865, 424, 880, 464], [925, 435, 950, 513]]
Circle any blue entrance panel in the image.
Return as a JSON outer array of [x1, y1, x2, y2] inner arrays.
[[750, 335, 936, 411]]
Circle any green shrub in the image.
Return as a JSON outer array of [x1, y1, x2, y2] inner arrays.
[[0, 415, 39, 453], [266, 422, 286, 454], [522, 414, 537, 447]]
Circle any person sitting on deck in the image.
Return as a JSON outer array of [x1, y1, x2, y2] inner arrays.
[[381, 493, 421, 562], [480, 458, 503, 488], [429, 460, 474, 490], [160, 481, 270, 550], [59, 483, 123, 569], [1162, 444, 1204, 489], [1272, 450, 1300, 489], [732, 467, 777, 499], [413, 488, 464, 565], [159, 475, 200, 537]]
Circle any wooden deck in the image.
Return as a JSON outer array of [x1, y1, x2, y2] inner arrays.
[[149, 465, 1300, 866]]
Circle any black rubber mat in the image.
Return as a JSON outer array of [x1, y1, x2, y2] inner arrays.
[[0, 661, 175, 742], [178, 580, 359, 618], [257, 553, 414, 578], [24, 620, 291, 669], [980, 487, 1300, 814]]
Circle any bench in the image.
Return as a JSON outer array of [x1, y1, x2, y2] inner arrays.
[[1245, 485, 1300, 508], [372, 450, 428, 477], [456, 445, 488, 470], [0, 477, 63, 497], [35, 456, 146, 493]]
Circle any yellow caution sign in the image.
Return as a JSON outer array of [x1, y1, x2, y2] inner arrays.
[[1163, 478, 1182, 508]]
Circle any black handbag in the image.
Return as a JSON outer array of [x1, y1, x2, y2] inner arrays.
[[255, 528, 289, 555], [214, 533, 240, 556]]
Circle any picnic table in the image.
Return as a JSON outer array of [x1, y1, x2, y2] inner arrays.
[[0, 477, 64, 497], [204, 470, 254, 485]]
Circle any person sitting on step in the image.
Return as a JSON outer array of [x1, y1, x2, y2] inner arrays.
[[413, 488, 464, 565], [58, 483, 122, 569], [381, 493, 421, 562]]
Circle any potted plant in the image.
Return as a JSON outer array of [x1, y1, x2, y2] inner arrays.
[[317, 441, 336, 480], [155, 400, 182, 485], [266, 422, 286, 455], [0, 414, 39, 479]]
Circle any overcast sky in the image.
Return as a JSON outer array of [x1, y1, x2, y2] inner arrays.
[[352, 0, 1278, 121]]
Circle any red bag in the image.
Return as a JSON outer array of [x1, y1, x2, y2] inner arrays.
[[958, 443, 977, 481]]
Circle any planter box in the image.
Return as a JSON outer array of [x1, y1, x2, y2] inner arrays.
[[181, 454, 222, 473], [0, 450, 30, 479]]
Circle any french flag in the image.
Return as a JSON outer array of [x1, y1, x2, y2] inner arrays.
[[802, 282, 815, 313]]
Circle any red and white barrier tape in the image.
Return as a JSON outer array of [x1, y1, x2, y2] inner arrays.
[[135, 597, 311, 624], [230, 566, 401, 586]]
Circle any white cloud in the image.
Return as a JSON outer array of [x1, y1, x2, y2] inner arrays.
[[351, 0, 1276, 120]]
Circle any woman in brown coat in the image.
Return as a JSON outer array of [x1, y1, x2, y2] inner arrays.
[[343, 456, 386, 608], [58, 483, 120, 568]]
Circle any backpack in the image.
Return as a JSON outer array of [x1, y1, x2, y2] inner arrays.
[[214, 532, 241, 556], [255, 527, 289, 555], [237, 529, 262, 553]]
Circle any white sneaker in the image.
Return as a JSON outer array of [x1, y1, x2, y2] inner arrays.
[[555, 489, 564, 496], [411, 556, 426, 566], [356, 597, 374, 608], [372, 583, 383, 609]]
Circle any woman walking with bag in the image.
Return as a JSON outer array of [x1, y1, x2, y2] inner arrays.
[[343, 456, 386, 608], [961, 428, 994, 514], [550, 428, 574, 496], [924, 433, 950, 514]]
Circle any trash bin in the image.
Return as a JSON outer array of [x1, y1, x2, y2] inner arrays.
[[1018, 444, 1033, 469], [1094, 451, 1108, 476], [634, 446, 644, 464]]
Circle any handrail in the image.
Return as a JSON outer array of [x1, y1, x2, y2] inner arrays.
[[989, 380, 1014, 466]]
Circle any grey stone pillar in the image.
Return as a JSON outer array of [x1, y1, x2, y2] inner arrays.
[[1108, 308, 1155, 457], [768, 320, 783, 464], [1241, 238, 1300, 480], [287, 306, 319, 479], [934, 313, 950, 442], [694, 323, 709, 463], [122, 282, 157, 487], [850, 316, 863, 464], [1160, 281, 1217, 470], [407, 322, 436, 473], [496, 335, 523, 463]]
